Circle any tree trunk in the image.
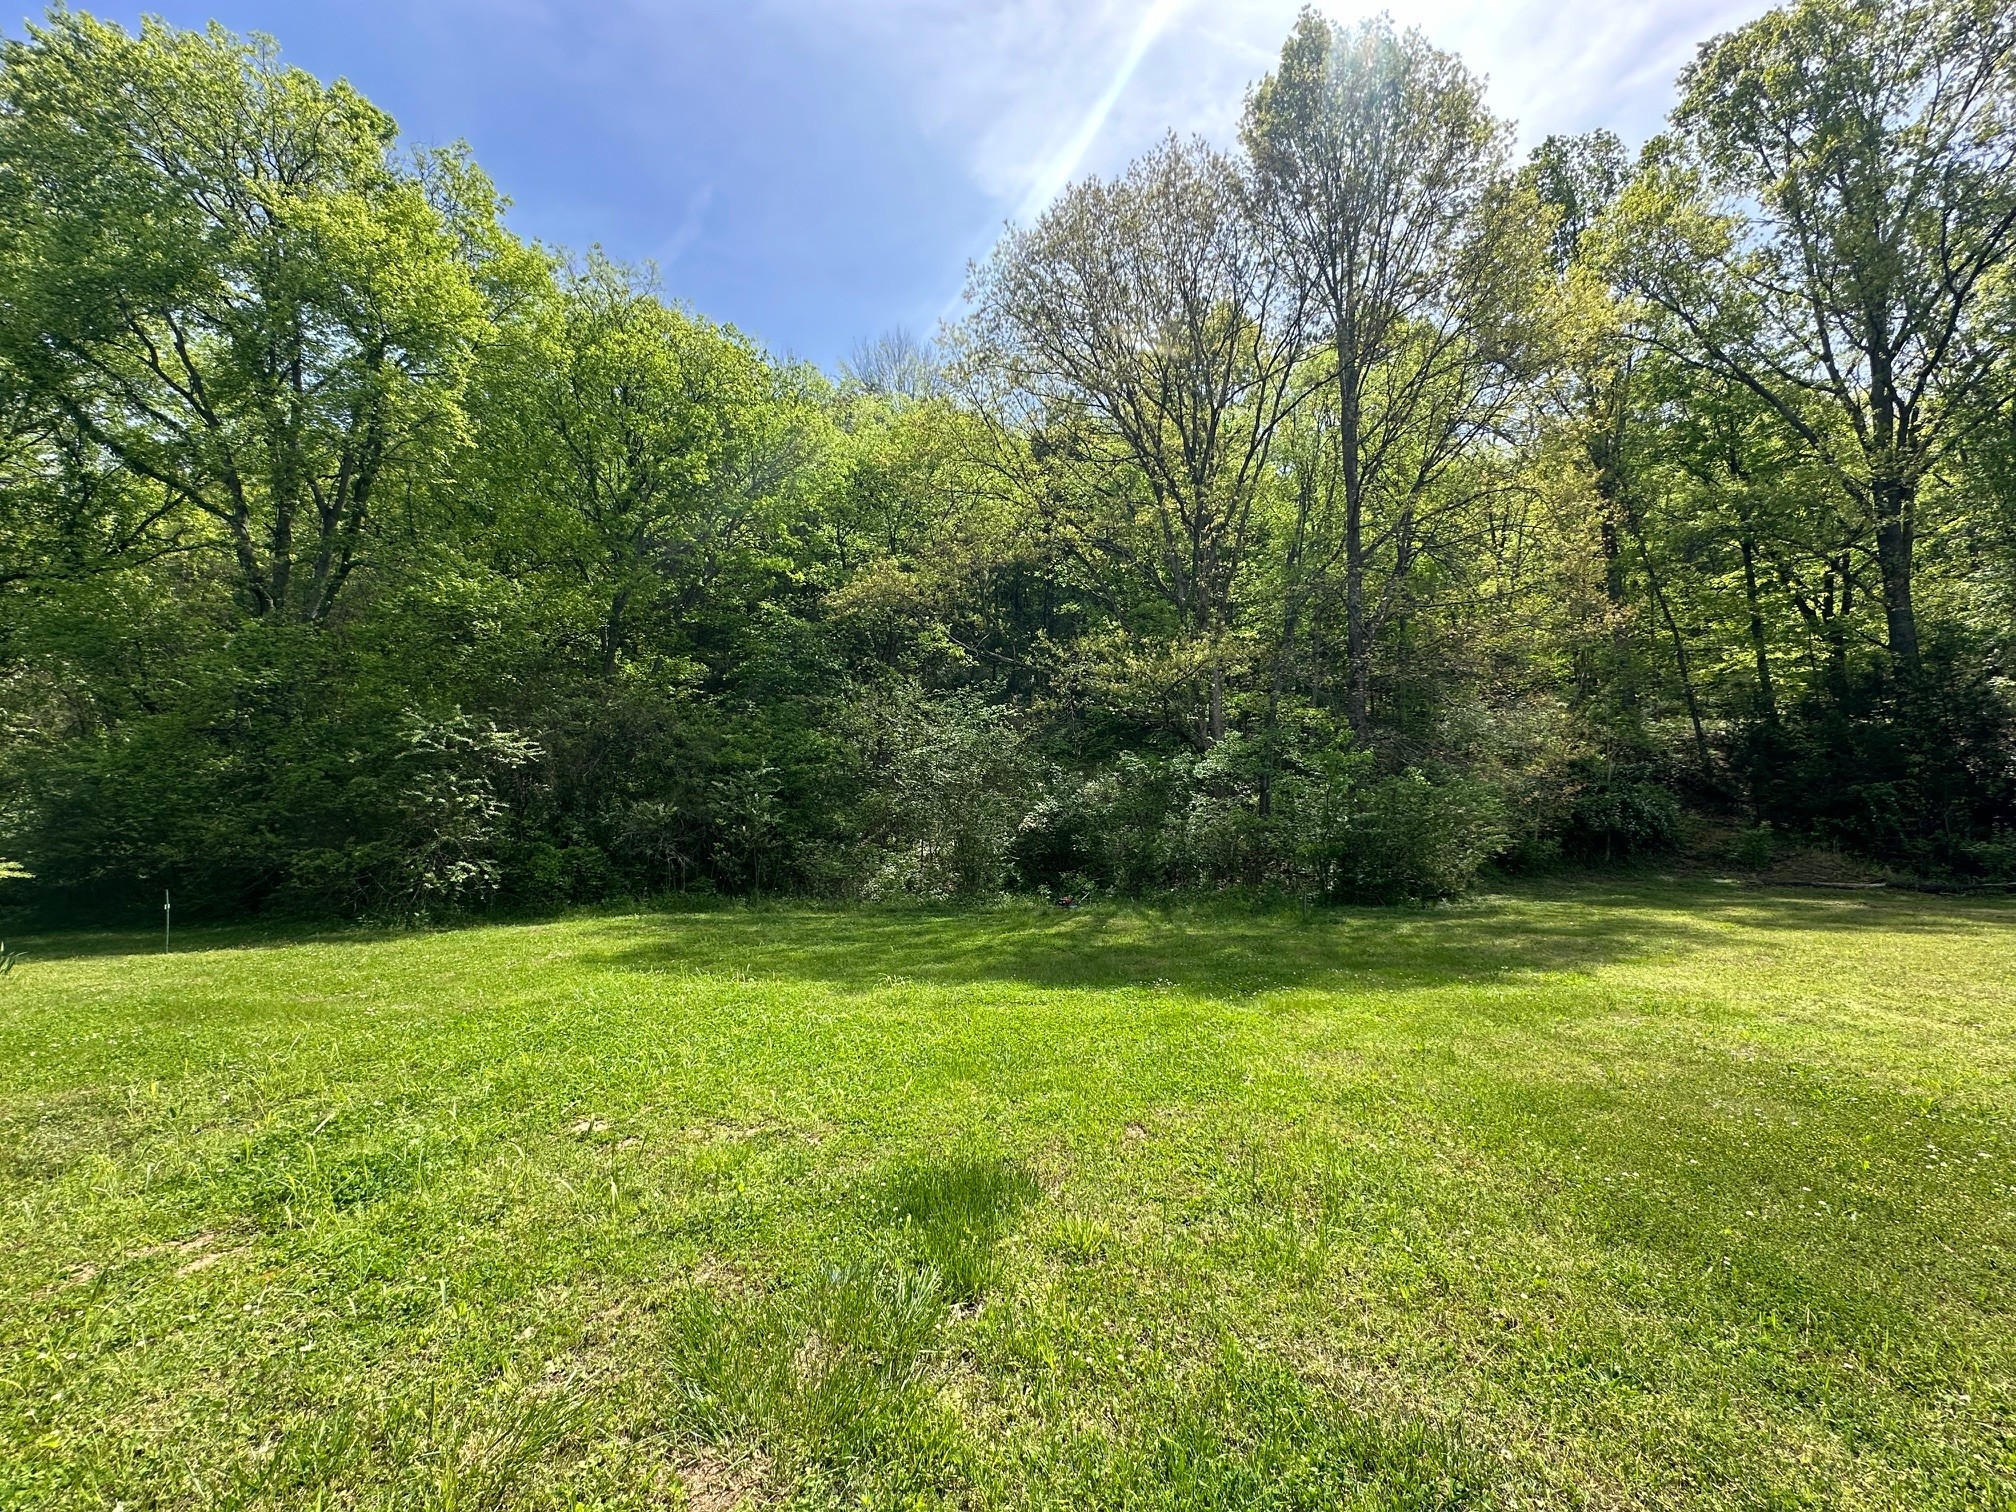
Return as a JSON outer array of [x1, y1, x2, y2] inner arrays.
[[1739, 535, 1779, 726], [1621, 502, 1713, 778], [1586, 375, 1637, 711], [1871, 474, 1920, 671], [1340, 372, 1369, 741], [602, 586, 632, 677]]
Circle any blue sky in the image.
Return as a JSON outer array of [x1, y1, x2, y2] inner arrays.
[[42, 0, 1772, 368]]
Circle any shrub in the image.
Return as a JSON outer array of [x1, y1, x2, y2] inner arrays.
[[1313, 770, 1510, 903], [275, 710, 545, 919], [1016, 730, 1508, 904], [384, 711, 542, 916], [499, 841, 571, 910], [1166, 736, 1288, 890], [853, 687, 1035, 898], [1746, 646, 2016, 876], [1561, 776, 1681, 861], [1013, 752, 1182, 896], [1729, 823, 1777, 871]]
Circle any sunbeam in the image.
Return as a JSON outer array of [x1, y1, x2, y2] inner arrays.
[[1013, 0, 1191, 225]]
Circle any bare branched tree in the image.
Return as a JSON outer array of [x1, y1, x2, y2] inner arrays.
[[966, 134, 1308, 745], [842, 327, 940, 402]]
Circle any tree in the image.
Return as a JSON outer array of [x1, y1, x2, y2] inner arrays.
[[966, 133, 1305, 746], [0, 12, 501, 622], [1624, 0, 2016, 671], [1528, 131, 1630, 276], [841, 327, 940, 403], [1241, 11, 1551, 740], [1523, 131, 1727, 773], [466, 254, 824, 678], [3, 0, 2013, 918]]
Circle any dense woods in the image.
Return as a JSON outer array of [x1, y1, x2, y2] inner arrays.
[[1, 0, 2012, 921]]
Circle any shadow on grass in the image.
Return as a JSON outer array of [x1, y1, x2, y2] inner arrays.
[[578, 882, 2016, 1000], [12, 882, 2013, 1002], [4, 917, 417, 963]]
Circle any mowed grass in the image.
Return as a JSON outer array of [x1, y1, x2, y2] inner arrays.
[[2, 884, 2014, 1510]]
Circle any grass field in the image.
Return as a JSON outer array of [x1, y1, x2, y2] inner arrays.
[[2, 882, 2013, 1510]]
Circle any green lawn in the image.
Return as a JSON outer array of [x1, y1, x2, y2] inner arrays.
[[2, 884, 2014, 1510]]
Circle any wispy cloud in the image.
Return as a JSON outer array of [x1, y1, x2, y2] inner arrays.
[[657, 182, 714, 269], [1013, 0, 1192, 224], [754, 0, 1177, 206], [765, 0, 1773, 227]]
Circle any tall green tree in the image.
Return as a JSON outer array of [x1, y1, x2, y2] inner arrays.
[[465, 254, 825, 679], [1241, 11, 1551, 738], [967, 133, 1306, 746], [1623, 0, 2016, 671], [0, 12, 502, 622]]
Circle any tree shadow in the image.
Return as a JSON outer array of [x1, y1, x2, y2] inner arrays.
[[580, 882, 2016, 1001], [2, 918, 416, 963], [10, 881, 2010, 992]]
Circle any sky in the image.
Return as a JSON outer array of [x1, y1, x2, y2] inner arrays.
[[42, 0, 1776, 368]]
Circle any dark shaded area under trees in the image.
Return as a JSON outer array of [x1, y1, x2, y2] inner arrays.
[[1, 1, 2012, 923]]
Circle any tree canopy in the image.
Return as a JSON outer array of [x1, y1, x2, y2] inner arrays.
[[1, 0, 2012, 921]]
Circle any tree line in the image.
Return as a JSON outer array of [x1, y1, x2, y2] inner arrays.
[[1, 0, 2012, 920]]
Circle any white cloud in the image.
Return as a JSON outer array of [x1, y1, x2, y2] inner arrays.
[[1012, 0, 1192, 225], [765, 0, 1775, 223]]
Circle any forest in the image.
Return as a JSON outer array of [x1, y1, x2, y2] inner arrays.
[[1, 0, 2013, 922]]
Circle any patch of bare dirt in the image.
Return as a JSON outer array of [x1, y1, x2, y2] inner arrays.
[[675, 1445, 772, 1511]]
